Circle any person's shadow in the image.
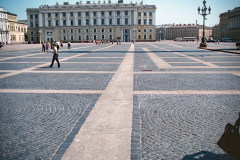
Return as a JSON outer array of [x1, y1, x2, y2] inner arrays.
[[182, 151, 233, 160]]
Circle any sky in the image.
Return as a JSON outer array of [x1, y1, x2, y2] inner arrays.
[[0, 0, 240, 26]]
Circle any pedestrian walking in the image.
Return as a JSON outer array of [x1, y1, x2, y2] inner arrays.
[[60, 41, 63, 48], [46, 41, 50, 52], [42, 41, 45, 52], [56, 41, 60, 51], [68, 41, 71, 49], [49, 44, 60, 68]]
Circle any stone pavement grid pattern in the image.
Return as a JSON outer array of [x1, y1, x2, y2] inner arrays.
[[0, 42, 240, 160]]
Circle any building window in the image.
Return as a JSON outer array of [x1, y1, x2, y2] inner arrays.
[[138, 12, 141, 16], [30, 15, 33, 19], [144, 35, 147, 39], [93, 12, 96, 16], [138, 29, 141, 32], [149, 12, 152, 16], [55, 13, 58, 17], [138, 35, 141, 39], [86, 29, 89, 33], [125, 18, 128, 25], [35, 15, 38, 19], [71, 20, 74, 26], [144, 19, 146, 25], [48, 20, 51, 26], [149, 19, 152, 25], [102, 29, 104, 33], [86, 35, 89, 40], [102, 35, 104, 40], [125, 11, 128, 16], [94, 29, 97, 33], [110, 35, 112, 40], [48, 13, 51, 17], [109, 11, 112, 16], [31, 22, 33, 27], [63, 29, 66, 33], [78, 19, 81, 25], [138, 19, 141, 25], [86, 12, 89, 16], [149, 35, 152, 40], [94, 19, 97, 25], [78, 29, 81, 33], [144, 29, 147, 32], [101, 11, 104, 16], [31, 31, 33, 34], [71, 35, 74, 40], [86, 19, 89, 25], [63, 12, 66, 17], [102, 19, 104, 25], [63, 36, 66, 40], [109, 28, 112, 32], [78, 12, 81, 16], [117, 18, 120, 25], [94, 35, 97, 40], [109, 19, 112, 25], [117, 11, 120, 16], [144, 12, 147, 16], [56, 20, 59, 26], [79, 35, 81, 40], [149, 29, 152, 32], [63, 20, 66, 26], [70, 12, 73, 17], [71, 29, 73, 33]]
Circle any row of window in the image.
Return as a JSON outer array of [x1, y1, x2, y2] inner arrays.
[[29, 11, 154, 19], [34, 18, 152, 27], [8, 25, 27, 32]]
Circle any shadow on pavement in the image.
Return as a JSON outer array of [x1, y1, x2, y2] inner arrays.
[[182, 151, 233, 160]]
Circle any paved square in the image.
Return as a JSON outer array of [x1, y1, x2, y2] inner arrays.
[[0, 42, 240, 160]]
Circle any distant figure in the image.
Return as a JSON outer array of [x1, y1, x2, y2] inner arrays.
[[68, 41, 71, 49], [46, 41, 50, 52], [41, 41, 45, 51], [56, 41, 60, 51], [60, 41, 63, 48], [49, 44, 60, 68]]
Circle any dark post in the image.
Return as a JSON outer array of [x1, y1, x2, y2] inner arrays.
[[198, 0, 211, 47]]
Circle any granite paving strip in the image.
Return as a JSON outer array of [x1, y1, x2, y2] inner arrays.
[[151, 44, 219, 68], [143, 48, 172, 69], [61, 44, 134, 160], [0, 89, 104, 94]]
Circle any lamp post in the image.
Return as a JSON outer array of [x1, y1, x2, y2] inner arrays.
[[160, 31, 161, 41], [198, 0, 211, 47]]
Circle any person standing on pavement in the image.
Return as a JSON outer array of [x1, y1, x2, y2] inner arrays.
[[46, 41, 50, 52], [49, 44, 60, 68], [42, 41, 45, 52]]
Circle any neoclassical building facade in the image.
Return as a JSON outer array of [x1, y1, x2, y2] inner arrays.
[[0, 7, 9, 44], [27, 1, 156, 43]]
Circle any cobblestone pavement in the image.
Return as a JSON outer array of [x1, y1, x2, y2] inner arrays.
[[0, 42, 240, 160]]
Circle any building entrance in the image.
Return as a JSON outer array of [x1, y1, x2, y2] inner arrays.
[[123, 29, 130, 42]]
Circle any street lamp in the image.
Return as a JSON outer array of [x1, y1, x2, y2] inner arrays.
[[198, 0, 211, 47], [160, 31, 161, 41]]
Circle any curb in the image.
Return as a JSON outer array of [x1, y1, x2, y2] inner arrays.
[[200, 48, 240, 55]]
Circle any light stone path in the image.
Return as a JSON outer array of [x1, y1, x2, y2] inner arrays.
[[62, 44, 134, 160]]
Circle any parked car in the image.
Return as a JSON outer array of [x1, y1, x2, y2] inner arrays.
[[0, 42, 3, 48], [206, 39, 217, 43], [220, 38, 235, 42]]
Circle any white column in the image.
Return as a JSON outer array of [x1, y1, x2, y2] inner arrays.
[[152, 11, 156, 25], [60, 13, 63, 26], [27, 14, 31, 28], [147, 12, 149, 25], [45, 13, 48, 27], [66, 12, 70, 26], [112, 11, 116, 25], [105, 11, 109, 25], [128, 10, 131, 25], [133, 10, 137, 25], [33, 15, 36, 27], [97, 11, 101, 25], [74, 12, 78, 26], [81, 12, 86, 26], [90, 12, 93, 26], [51, 13, 55, 27], [141, 12, 144, 25], [39, 13, 43, 27], [120, 11, 124, 25]]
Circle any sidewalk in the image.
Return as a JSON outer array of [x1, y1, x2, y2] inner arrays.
[[203, 45, 240, 54]]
